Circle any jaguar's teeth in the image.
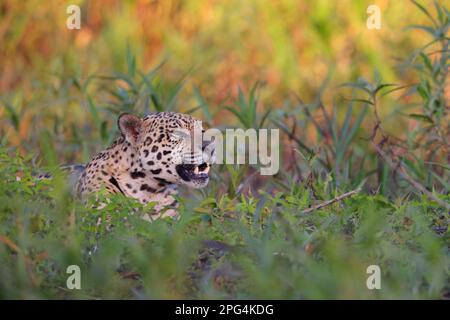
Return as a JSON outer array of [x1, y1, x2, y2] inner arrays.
[[204, 166, 210, 174], [194, 167, 199, 175]]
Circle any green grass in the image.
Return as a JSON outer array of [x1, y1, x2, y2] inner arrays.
[[0, 1, 449, 300], [0, 146, 448, 299]]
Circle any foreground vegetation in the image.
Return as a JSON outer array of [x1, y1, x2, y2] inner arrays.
[[0, 1, 449, 299], [0, 145, 448, 299]]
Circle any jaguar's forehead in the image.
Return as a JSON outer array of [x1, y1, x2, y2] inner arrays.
[[142, 112, 201, 131]]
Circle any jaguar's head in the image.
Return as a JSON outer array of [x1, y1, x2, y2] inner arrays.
[[118, 112, 215, 188]]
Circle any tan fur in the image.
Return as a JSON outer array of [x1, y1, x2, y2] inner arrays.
[[76, 112, 214, 218]]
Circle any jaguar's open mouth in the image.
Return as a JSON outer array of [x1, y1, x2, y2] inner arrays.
[[176, 163, 210, 182]]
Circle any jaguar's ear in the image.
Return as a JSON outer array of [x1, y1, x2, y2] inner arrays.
[[118, 113, 142, 145]]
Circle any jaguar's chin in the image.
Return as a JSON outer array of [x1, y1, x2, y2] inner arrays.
[[176, 163, 210, 188]]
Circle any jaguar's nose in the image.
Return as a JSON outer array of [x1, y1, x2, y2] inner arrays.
[[202, 141, 211, 151], [202, 136, 215, 150]]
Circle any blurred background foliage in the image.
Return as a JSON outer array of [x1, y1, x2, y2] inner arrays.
[[0, 0, 449, 299], [0, 0, 439, 153]]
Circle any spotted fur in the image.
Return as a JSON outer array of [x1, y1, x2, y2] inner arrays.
[[76, 112, 215, 219]]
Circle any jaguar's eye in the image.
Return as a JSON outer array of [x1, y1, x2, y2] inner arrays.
[[171, 129, 191, 141]]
